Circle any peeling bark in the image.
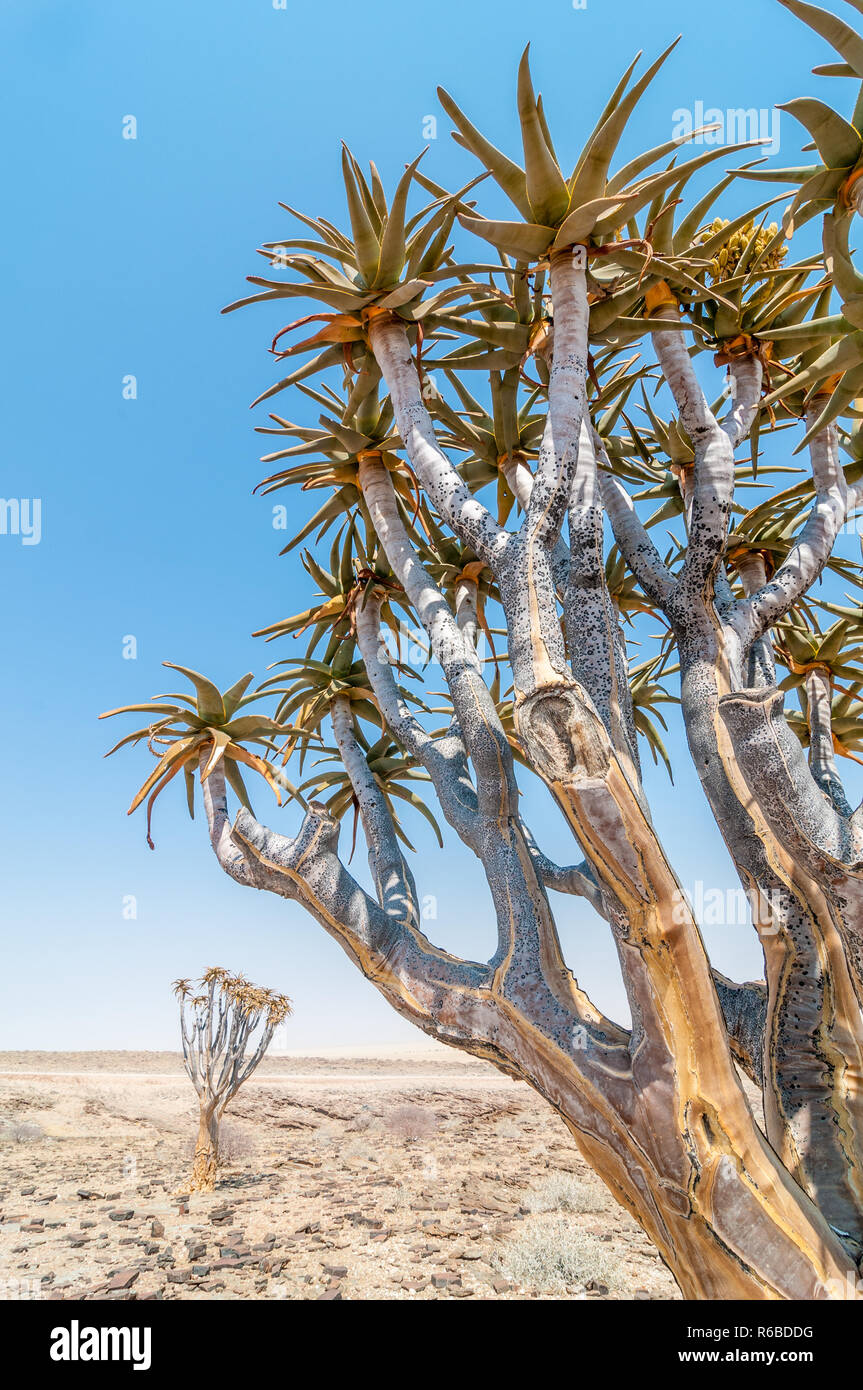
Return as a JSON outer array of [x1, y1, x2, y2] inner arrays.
[[191, 1107, 220, 1193], [600, 352, 863, 1253], [667, 600, 863, 1254]]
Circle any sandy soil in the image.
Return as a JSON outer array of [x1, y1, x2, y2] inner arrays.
[[0, 1052, 678, 1302]]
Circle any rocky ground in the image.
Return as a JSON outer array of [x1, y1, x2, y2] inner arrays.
[[0, 1051, 678, 1302]]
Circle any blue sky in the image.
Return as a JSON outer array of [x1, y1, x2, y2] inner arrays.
[[2, 0, 859, 1050]]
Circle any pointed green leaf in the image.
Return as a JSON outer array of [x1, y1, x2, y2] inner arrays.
[[569, 39, 681, 206], [437, 86, 530, 217], [456, 213, 554, 260], [778, 0, 863, 78], [517, 46, 571, 225], [341, 146, 381, 284], [375, 151, 427, 288], [222, 673, 255, 720], [162, 663, 226, 724], [778, 97, 862, 169]]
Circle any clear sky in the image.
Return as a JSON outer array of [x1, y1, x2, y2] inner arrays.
[[2, 0, 859, 1050]]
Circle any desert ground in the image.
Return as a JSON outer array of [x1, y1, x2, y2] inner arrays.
[[0, 1044, 678, 1302]]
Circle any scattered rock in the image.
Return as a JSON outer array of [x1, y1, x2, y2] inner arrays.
[[209, 1208, 235, 1226], [0, 1062, 679, 1304]]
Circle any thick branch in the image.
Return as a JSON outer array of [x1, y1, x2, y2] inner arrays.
[[523, 246, 589, 550], [566, 419, 640, 777], [722, 357, 763, 450], [199, 758, 253, 885], [354, 588, 479, 841], [734, 551, 776, 688], [330, 693, 420, 925], [733, 417, 853, 648], [368, 316, 503, 564], [806, 666, 853, 817], [712, 970, 766, 1088], [651, 318, 715, 439], [650, 318, 758, 599], [676, 616, 863, 1243], [718, 684, 863, 872], [226, 801, 506, 1058], [520, 820, 606, 918], [359, 452, 517, 817], [598, 462, 674, 608]]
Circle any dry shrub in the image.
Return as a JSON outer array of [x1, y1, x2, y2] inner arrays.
[[218, 1121, 258, 1165], [384, 1104, 438, 1142], [496, 1217, 619, 1292], [495, 1119, 522, 1140], [0, 1118, 44, 1144], [527, 1173, 609, 1215], [389, 1182, 413, 1212]]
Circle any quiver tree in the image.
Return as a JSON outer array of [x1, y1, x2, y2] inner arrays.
[[104, 5, 863, 1297], [173, 969, 292, 1192]]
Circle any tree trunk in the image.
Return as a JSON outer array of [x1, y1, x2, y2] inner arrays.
[[190, 1106, 220, 1193], [551, 1090, 848, 1301], [511, 683, 859, 1299]]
